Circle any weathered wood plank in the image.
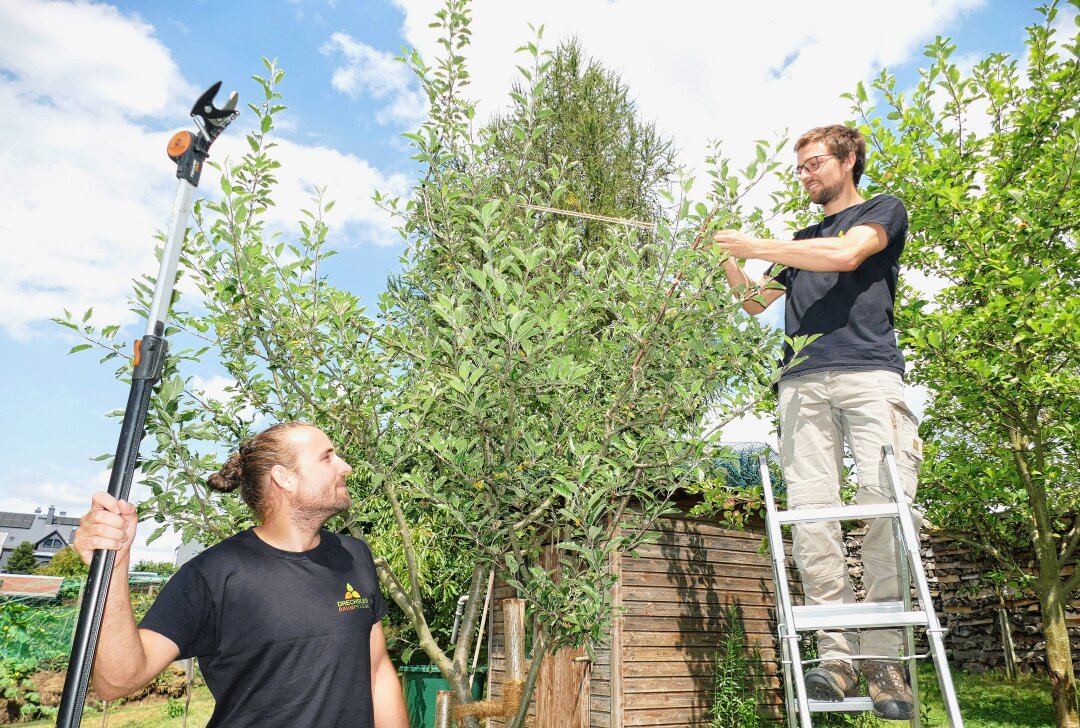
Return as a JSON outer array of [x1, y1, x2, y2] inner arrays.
[[622, 661, 781, 679], [623, 630, 776, 648], [622, 595, 783, 616], [625, 547, 774, 569], [622, 677, 709, 694], [637, 516, 768, 539], [623, 675, 782, 693], [488, 516, 794, 728], [626, 617, 777, 635], [623, 645, 779, 663], [621, 567, 784, 587], [622, 706, 714, 726], [610, 529, 624, 728], [625, 691, 711, 709], [536, 648, 589, 728], [590, 709, 612, 728], [620, 608, 776, 628], [621, 585, 788, 603]]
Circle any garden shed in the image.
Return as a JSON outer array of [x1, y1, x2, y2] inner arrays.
[[484, 445, 797, 727]]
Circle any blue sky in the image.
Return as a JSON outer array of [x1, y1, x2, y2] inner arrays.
[[0, 0, 1055, 562]]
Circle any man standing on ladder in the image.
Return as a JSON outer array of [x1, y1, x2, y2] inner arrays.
[[713, 125, 923, 720]]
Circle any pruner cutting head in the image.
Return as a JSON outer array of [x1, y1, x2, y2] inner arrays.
[[190, 81, 239, 145]]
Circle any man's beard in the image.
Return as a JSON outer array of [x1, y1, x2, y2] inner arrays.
[[289, 480, 352, 530], [809, 178, 844, 207]]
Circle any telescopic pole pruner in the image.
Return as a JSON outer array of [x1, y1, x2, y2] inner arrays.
[[56, 82, 238, 728]]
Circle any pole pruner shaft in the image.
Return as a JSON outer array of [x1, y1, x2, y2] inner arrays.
[[56, 82, 238, 728]]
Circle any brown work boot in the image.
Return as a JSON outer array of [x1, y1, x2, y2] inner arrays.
[[862, 660, 915, 719], [804, 659, 860, 701]]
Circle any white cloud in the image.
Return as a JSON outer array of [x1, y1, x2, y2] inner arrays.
[[1053, 3, 1079, 35], [0, 0, 192, 338], [191, 374, 238, 404], [322, 32, 428, 126], [391, 0, 985, 179], [205, 132, 411, 247], [0, 478, 95, 522], [0, 1, 409, 338], [0, 0, 193, 119], [286, 0, 339, 22], [250, 137, 411, 246], [907, 382, 930, 422], [189, 374, 272, 429], [717, 411, 779, 449]]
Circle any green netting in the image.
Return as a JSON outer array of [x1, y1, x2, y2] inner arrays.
[[0, 578, 83, 662], [717, 441, 783, 492]]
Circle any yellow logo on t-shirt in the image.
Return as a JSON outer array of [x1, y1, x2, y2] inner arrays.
[[337, 583, 371, 613], [838, 229, 846, 237]]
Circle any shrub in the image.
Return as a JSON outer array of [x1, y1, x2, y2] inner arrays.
[[36, 547, 87, 578], [710, 604, 767, 727], [4, 543, 38, 575], [165, 697, 185, 718], [133, 560, 176, 577]]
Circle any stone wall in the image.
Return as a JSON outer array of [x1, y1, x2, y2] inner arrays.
[[845, 526, 1080, 674]]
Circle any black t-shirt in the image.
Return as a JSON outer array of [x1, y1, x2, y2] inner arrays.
[[139, 529, 387, 728], [774, 194, 908, 380]]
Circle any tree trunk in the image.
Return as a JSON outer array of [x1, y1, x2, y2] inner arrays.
[[506, 631, 548, 728], [445, 672, 480, 728], [1040, 582, 1079, 728], [1033, 544, 1078, 728], [1015, 435, 1080, 728]]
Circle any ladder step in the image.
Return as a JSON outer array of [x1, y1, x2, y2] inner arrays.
[[775, 503, 901, 525], [792, 601, 929, 631], [808, 697, 874, 713]]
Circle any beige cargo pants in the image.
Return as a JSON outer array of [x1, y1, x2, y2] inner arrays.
[[778, 369, 923, 661]]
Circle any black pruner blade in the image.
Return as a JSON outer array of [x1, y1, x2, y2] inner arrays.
[[190, 81, 239, 143]]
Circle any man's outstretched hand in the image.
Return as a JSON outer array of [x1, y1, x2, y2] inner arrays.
[[712, 229, 760, 260]]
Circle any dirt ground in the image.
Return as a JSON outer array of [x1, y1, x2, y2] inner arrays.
[[1, 664, 194, 724]]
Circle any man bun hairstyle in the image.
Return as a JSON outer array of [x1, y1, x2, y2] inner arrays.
[[207, 452, 245, 493], [795, 124, 866, 186], [206, 421, 310, 520]]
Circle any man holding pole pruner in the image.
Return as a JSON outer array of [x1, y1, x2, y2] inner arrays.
[[713, 125, 923, 720], [73, 422, 409, 728]]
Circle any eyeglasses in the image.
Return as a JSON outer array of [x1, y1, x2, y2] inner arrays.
[[794, 154, 839, 178]]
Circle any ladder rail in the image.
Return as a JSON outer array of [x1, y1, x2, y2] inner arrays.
[[777, 565, 799, 728], [760, 454, 813, 728], [883, 446, 965, 728], [894, 513, 922, 728]]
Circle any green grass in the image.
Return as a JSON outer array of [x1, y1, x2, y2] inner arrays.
[[914, 664, 1055, 728], [20, 686, 214, 728], [794, 664, 1053, 728], [835, 663, 1055, 728], [15, 664, 1056, 727]]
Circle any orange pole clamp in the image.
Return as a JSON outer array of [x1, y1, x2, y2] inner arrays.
[[167, 131, 193, 161], [133, 339, 142, 367]]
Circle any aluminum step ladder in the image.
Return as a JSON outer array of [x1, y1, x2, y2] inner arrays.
[[760, 445, 965, 727]]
